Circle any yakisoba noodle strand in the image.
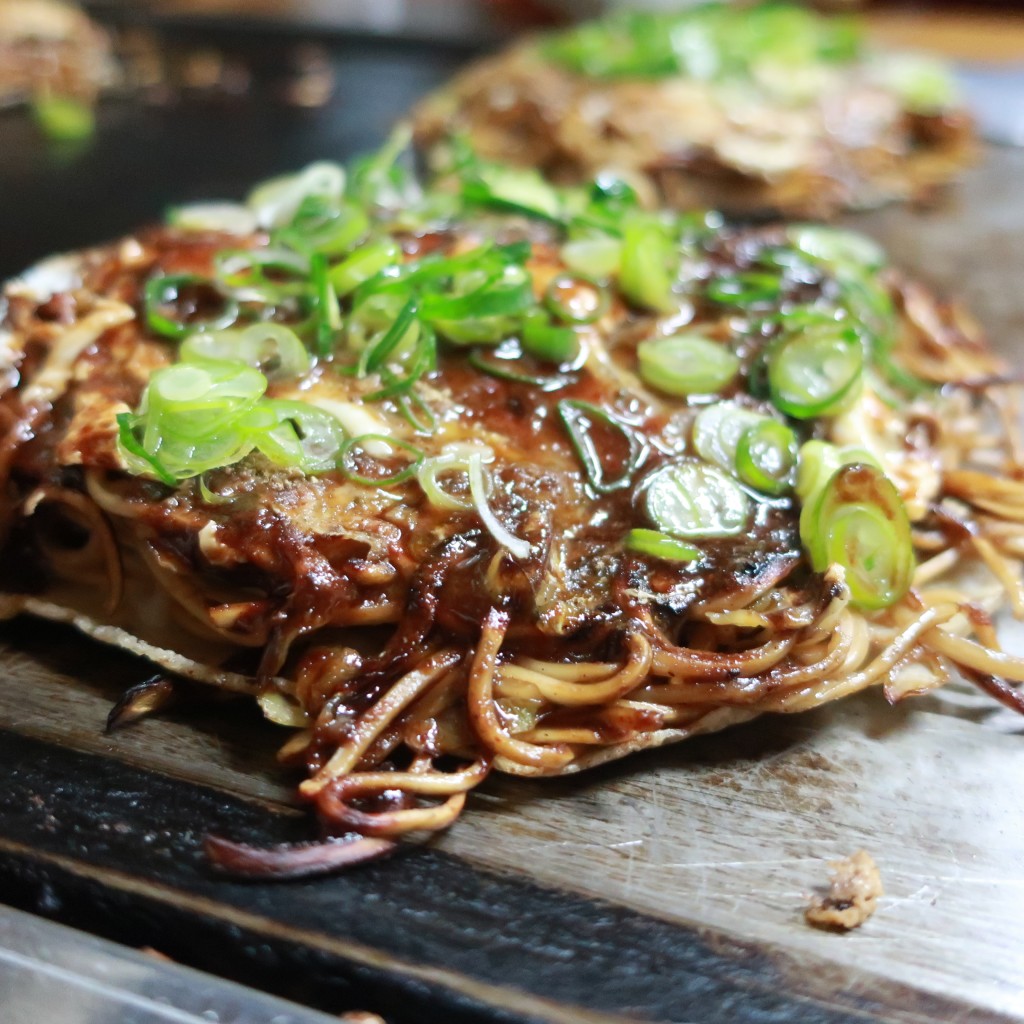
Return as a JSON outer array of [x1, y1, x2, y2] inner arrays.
[[1, 147, 1023, 877]]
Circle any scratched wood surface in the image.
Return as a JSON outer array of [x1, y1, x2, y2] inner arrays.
[[2, 23, 1024, 1024]]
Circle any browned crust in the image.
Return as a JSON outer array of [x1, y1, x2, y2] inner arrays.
[[412, 43, 976, 219]]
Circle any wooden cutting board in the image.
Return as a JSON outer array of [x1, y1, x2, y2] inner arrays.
[[1, 26, 1023, 1024]]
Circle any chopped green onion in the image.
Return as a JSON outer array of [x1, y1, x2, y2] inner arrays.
[[359, 295, 420, 376], [364, 320, 436, 402], [213, 248, 310, 303], [115, 412, 175, 486], [558, 399, 647, 494], [625, 528, 701, 563], [543, 273, 609, 325], [133, 360, 267, 480], [31, 95, 95, 141], [637, 333, 739, 396], [169, 202, 257, 236], [619, 220, 677, 314], [522, 311, 579, 364], [692, 402, 765, 472], [420, 264, 534, 323], [643, 459, 751, 539], [250, 399, 346, 473], [876, 54, 958, 116], [801, 462, 914, 610], [466, 452, 532, 560], [417, 446, 485, 511], [787, 225, 885, 273], [735, 419, 798, 495], [144, 275, 240, 341], [768, 324, 864, 419], [277, 196, 370, 256], [180, 324, 310, 379], [396, 391, 437, 434], [247, 161, 345, 230], [468, 342, 571, 391], [329, 239, 402, 297], [310, 253, 342, 357], [705, 272, 783, 307], [796, 440, 879, 504], [339, 434, 423, 487], [462, 164, 562, 221], [560, 236, 622, 279]]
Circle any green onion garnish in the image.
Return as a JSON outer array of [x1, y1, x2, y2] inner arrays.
[[248, 399, 347, 474], [768, 324, 864, 419], [180, 324, 310, 380], [624, 528, 701, 563], [247, 161, 345, 231], [129, 360, 268, 480], [277, 196, 370, 256], [787, 225, 885, 274], [705, 272, 783, 307], [468, 342, 571, 390], [144, 274, 240, 341], [462, 163, 562, 221], [310, 253, 342, 357], [735, 420, 798, 496], [619, 220, 677, 314], [692, 402, 764, 472], [522, 311, 579, 364], [643, 459, 751, 539], [801, 462, 914, 610], [329, 239, 402, 297], [339, 434, 424, 487], [637, 334, 740, 397], [213, 247, 310, 303], [31, 95, 95, 142], [560, 235, 622, 279], [544, 273, 609, 325], [558, 399, 646, 493], [115, 412, 175, 486]]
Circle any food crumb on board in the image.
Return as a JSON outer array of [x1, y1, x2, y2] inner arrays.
[[805, 850, 883, 931]]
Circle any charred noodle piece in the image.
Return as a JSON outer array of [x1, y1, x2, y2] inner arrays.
[[412, 2, 974, 219], [1, 152, 1022, 877]]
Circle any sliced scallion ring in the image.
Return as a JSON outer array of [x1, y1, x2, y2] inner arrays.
[[213, 247, 310, 303], [705, 272, 782, 307], [462, 164, 562, 220], [247, 161, 345, 230], [619, 220, 677, 314], [169, 202, 257, 236], [624, 528, 701, 563], [180, 324, 310, 379], [467, 343, 571, 391], [339, 434, 424, 487], [560, 236, 622, 279], [637, 334, 739, 396], [643, 459, 751, 539], [115, 412, 175, 486], [787, 225, 885, 273], [522, 311, 579, 364], [330, 239, 402, 297], [251, 399, 347, 473], [692, 402, 764, 472], [735, 419, 798, 495], [558, 399, 646, 494], [768, 324, 863, 419], [543, 273, 610, 325], [144, 274, 240, 341], [801, 462, 914, 610]]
